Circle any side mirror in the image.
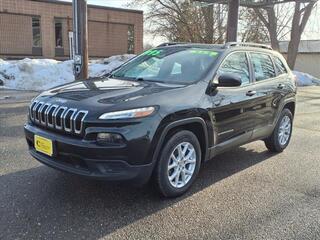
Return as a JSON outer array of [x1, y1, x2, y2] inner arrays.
[[218, 73, 242, 87]]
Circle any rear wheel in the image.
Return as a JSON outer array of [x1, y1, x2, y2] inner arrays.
[[154, 130, 201, 197], [264, 108, 293, 152]]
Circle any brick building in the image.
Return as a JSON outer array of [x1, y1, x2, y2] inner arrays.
[[0, 0, 143, 59]]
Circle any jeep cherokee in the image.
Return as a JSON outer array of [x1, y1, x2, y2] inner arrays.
[[25, 42, 297, 197]]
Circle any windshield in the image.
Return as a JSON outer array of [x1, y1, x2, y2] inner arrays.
[[111, 47, 221, 84]]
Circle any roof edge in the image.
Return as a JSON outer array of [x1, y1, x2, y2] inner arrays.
[[29, 0, 143, 14]]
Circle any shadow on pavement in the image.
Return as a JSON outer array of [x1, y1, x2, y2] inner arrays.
[[0, 145, 275, 239]]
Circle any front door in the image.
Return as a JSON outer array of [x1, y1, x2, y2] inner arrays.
[[211, 51, 258, 145]]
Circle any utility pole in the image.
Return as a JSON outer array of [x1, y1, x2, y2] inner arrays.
[[72, 0, 89, 80], [226, 0, 240, 42]]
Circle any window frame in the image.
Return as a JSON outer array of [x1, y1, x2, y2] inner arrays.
[[248, 51, 278, 83], [213, 50, 254, 88]]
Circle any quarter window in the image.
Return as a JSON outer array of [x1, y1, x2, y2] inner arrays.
[[251, 53, 276, 81], [218, 52, 250, 85], [274, 57, 287, 75], [32, 17, 41, 47]]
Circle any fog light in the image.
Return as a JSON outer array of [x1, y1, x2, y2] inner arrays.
[[97, 133, 124, 145]]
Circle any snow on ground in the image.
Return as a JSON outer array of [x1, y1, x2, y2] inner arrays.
[[293, 71, 320, 87], [0, 54, 135, 91]]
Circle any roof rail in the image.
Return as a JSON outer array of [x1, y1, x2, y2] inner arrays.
[[157, 42, 190, 47], [225, 42, 273, 50]]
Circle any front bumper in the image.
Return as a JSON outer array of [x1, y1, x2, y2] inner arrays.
[[24, 123, 154, 183]]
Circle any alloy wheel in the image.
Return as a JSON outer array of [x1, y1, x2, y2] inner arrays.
[[167, 142, 197, 188]]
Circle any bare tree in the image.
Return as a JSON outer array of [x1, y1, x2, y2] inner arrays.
[[131, 0, 228, 43], [251, 1, 317, 68], [195, 0, 318, 68], [287, 1, 317, 68], [239, 8, 270, 43]]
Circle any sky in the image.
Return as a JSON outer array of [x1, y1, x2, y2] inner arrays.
[[83, 0, 133, 9]]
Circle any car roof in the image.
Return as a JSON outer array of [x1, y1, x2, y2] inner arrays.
[[156, 42, 276, 55]]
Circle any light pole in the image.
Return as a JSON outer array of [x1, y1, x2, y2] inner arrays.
[[226, 0, 239, 42], [72, 0, 89, 80]]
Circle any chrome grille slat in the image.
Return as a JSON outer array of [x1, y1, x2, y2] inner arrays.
[[39, 103, 50, 125], [29, 101, 88, 135], [42, 103, 51, 126], [63, 108, 77, 132], [29, 101, 38, 120], [31, 101, 40, 121], [54, 106, 68, 130], [74, 110, 88, 134], [34, 102, 44, 123], [47, 105, 59, 128]]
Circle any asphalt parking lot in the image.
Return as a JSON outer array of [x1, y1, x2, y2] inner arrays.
[[1, 87, 320, 240]]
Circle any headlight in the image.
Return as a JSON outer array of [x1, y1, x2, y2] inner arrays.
[[99, 107, 155, 120]]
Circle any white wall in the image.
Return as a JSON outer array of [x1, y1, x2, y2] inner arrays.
[[283, 53, 320, 78]]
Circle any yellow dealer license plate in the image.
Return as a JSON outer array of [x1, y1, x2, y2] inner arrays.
[[34, 135, 53, 156]]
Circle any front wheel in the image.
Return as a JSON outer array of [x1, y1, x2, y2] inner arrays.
[[154, 130, 201, 198], [264, 108, 293, 152]]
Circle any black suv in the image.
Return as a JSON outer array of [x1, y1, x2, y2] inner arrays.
[[25, 42, 296, 197]]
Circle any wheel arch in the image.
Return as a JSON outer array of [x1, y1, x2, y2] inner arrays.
[[151, 117, 210, 167], [283, 101, 295, 116]]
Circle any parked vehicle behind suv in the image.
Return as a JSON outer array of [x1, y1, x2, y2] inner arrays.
[[25, 42, 296, 197]]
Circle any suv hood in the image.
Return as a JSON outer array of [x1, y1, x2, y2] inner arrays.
[[35, 78, 186, 108]]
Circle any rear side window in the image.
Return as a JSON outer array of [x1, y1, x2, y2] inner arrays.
[[274, 57, 287, 75], [250, 53, 276, 81], [218, 52, 250, 85]]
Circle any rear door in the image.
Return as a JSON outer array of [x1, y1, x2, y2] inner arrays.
[[248, 52, 282, 135]]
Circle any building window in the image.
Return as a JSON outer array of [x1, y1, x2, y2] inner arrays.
[[32, 17, 41, 47], [55, 20, 63, 48], [128, 25, 134, 54]]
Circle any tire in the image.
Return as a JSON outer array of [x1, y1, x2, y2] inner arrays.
[[154, 130, 201, 198], [264, 108, 293, 152]]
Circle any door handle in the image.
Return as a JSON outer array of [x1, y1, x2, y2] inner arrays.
[[278, 84, 285, 89], [246, 90, 256, 96]]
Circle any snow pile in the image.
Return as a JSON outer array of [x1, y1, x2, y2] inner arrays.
[[0, 54, 135, 91], [90, 54, 135, 77], [293, 71, 320, 87]]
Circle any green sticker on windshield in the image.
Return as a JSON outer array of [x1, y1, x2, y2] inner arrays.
[[142, 49, 162, 56], [189, 50, 218, 57]]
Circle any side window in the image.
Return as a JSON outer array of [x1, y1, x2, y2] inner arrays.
[[274, 56, 288, 75], [251, 53, 276, 81], [218, 52, 250, 86]]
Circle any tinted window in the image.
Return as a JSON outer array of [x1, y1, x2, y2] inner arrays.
[[251, 53, 276, 81], [274, 57, 287, 75], [112, 48, 220, 84], [218, 52, 250, 85]]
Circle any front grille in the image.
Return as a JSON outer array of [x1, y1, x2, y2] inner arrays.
[[29, 101, 88, 135]]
